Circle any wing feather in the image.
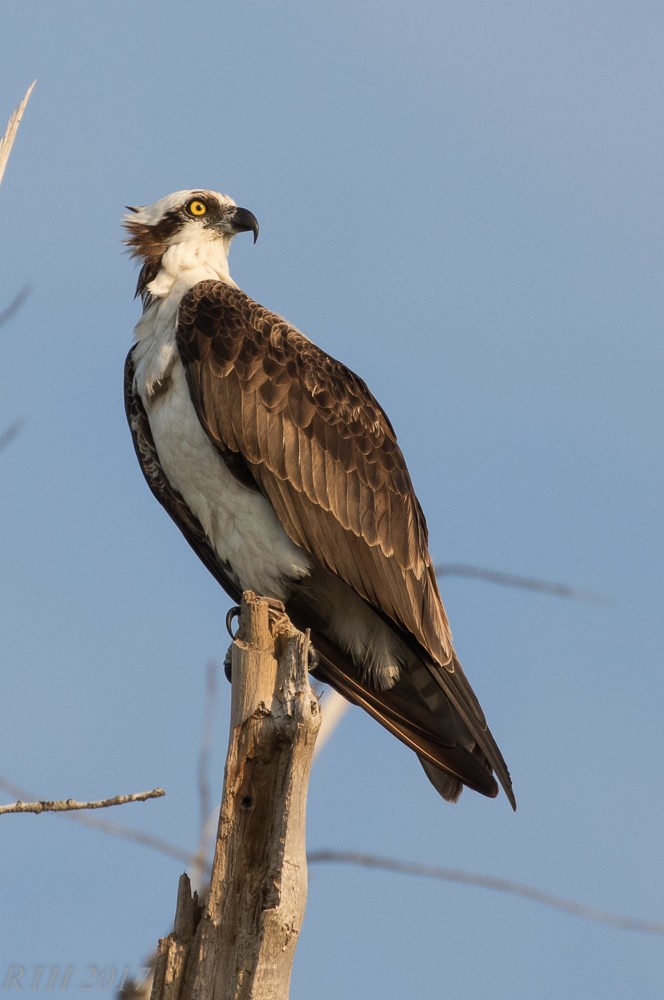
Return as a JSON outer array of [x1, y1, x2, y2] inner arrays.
[[175, 279, 514, 807], [177, 280, 451, 658]]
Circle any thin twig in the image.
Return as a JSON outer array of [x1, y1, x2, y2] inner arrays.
[[314, 688, 349, 757], [0, 81, 36, 187], [0, 787, 164, 816], [0, 775, 185, 857], [308, 850, 664, 936], [0, 285, 30, 327], [1, 84, 35, 454], [52, 811, 191, 862], [436, 563, 610, 606], [190, 661, 219, 888], [0, 776, 182, 864], [0, 417, 22, 452]]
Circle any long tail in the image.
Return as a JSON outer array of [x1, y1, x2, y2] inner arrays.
[[307, 630, 515, 808]]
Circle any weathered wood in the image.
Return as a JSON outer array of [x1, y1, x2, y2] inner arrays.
[[151, 874, 201, 1000], [152, 592, 321, 1000]]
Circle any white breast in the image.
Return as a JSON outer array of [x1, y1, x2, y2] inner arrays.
[[133, 298, 312, 600]]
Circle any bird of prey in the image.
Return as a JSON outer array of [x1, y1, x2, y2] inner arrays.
[[124, 189, 515, 808]]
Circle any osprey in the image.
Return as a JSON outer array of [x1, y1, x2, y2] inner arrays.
[[124, 189, 515, 808]]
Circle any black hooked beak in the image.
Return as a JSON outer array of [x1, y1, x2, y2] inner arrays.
[[230, 206, 259, 243]]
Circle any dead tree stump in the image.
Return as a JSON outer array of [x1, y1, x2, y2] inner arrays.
[[151, 591, 321, 1000]]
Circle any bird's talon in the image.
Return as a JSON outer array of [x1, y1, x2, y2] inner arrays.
[[225, 605, 241, 639]]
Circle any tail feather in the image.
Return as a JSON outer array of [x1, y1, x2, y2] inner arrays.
[[286, 584, 515, 808], [308, 636, 506, 804], [418, 757, 463, 803]]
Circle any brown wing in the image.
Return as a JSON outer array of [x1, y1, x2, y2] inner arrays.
[[175, 280, 514, 807], [124, 346, 243, 603], [176, 280, 453, 662]]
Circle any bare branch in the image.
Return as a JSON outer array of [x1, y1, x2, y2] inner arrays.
[[0, 787, 164, 816], [198, 662, 217, 832], [436, 563, 610, 606], [61, 812, 191, 861], [0, 417, 23, 452], [0, 285, 30, 327], [314, 687, 349, 757], [190, 660, 219, 889], [1, 85, 35, 449], [0, 775, 187, 859], [308, 850, 664, 936], [0, 81, 36, 187]]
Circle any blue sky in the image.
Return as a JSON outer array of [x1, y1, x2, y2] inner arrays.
[[1, 3, 663, 997]]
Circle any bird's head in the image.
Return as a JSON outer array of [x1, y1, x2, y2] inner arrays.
[[124, 189, 259, 300]]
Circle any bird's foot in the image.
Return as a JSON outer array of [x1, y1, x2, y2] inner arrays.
[[226, 597, 286, 639], [224, 601, 317, 681], [225, 605, 241, 639], [264, 596, 286, 626]]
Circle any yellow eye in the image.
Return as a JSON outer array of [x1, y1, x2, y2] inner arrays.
[[187, 198, 207, 217]]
